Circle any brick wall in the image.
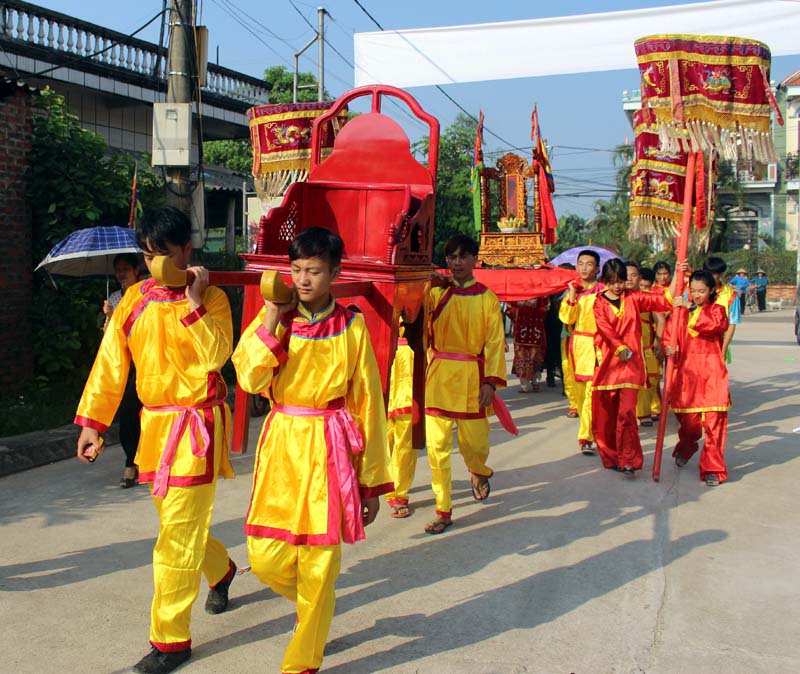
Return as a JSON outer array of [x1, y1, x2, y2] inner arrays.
[[0, 86, 34, 392], [767, 284, 798, 303]]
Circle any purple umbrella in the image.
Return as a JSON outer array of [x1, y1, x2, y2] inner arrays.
[[549, 245, 621, 270]]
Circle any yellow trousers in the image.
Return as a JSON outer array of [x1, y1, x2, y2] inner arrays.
[[425, 414, 492, 516], [636, 380, 662, 418], [385, 414, 417, 503], [248, 537, 341, 673], [150, 482, 232, 649], [574, 380, 594, 443], [561, 338, 578, 412]]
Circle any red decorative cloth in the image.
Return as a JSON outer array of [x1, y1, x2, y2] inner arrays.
[[629, 109, 713, 239], [469, 267, 577, 302], [635, 34, 780, 163], [247, 102, 348, 176]]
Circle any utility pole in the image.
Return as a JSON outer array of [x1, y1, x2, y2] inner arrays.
[[317, 6, 325, 102], [165, 0, 202, 247], [293, 6, 327, 103]]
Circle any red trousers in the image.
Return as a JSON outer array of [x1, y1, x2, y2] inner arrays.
[[592, 388, 642, 470], [673, 411, 728, 482]]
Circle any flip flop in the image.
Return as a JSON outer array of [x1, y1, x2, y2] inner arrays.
[[390, 503, 411, 518], [424, 518, 453, 535], [471, 476, 490, 501]]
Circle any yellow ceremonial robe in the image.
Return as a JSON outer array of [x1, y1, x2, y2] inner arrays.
[[385, 336, 416, 505], [75, 278, 235, 651], [558, 284, 601, 444], [232, 298, 393, 544], [75, 278, 234, 487], [425, 278, 507, 517], [425, 279, 507, 416]]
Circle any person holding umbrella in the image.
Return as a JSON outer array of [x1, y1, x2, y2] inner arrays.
[[102, 253, 143, 488]]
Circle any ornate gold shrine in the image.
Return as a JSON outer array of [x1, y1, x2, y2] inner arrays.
[[478, 152, 545, 267]]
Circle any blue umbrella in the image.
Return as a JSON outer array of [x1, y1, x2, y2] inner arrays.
[[549, 245, 620, 270], [35, 226, 141, 279]]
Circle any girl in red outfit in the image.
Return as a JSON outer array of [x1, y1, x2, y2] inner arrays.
[[665, 270, 730, 486], [592, 259, 675, 476]]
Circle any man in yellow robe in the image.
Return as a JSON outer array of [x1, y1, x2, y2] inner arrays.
[[558, 249, 601, 454], [385, 324, 417, 518], [233, 227, 392, 674], [636, 267, 664, 424], [75, 207, 236, 674], [424, 234, 507, 535]]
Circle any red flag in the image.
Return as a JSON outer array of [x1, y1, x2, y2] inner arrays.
[[538, 161, 558, 245], [531, 105, 554, 192]]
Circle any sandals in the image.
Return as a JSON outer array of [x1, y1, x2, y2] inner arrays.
[[621, 466, 636, 478], [471, 476, 491, 501], [390, 503, 411, 518], [119, 467, 139, 489], [424, 517, 453, 535], [675, 455, 688, 468], [566, 409, 579, 418], [705, 473, 721, 487]]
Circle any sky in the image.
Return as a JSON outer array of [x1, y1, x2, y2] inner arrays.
[[27, 0, 800, 220]]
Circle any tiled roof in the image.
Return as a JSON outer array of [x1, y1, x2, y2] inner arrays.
[[780, 68, 800, 87]]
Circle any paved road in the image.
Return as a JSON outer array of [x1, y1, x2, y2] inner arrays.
[[1, 310, 798, 674]]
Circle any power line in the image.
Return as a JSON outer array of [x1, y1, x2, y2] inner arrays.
[[209, 0, 293, 67], [350, 0, 529, 154]]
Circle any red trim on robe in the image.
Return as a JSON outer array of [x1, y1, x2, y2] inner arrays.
[[180, 304, 207, 327], [255, 325, 289, 363], [210, 558, 236, 589], [150, 639, 191, 652], [483, 376, 506, 388], [73, 415, 108, 434], [388, 406, 413, 419], [425, 407, 486, 420], [359, 482, 394, 498]]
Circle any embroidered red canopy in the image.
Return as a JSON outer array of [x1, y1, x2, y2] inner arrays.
[[247, 102, 347, 176], [635, 34, 780, 163]]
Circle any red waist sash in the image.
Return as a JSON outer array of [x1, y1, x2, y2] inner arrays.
[[272, 398, 365, 544], [145, 398, 225, 498], [431, 350, 518, 436]]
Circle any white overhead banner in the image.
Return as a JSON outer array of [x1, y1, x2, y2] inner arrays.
[[353, 0, 800, 87]]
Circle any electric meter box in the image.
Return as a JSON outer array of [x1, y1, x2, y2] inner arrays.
[[152, 103, 193, 166]]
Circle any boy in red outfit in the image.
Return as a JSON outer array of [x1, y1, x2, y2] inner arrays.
[[591, 259, 677, 476], [666, 270, 731, 486]]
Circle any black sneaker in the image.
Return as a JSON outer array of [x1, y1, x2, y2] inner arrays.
[[132, 646, 191, 674], [205, 561, 236, 615], [579, 442, 596, 456], [621, 466, 636, 478]]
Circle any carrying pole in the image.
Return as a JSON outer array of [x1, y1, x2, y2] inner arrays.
[[652, 151, 697, 481]]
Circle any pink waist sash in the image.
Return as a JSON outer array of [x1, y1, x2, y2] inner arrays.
[[145, 398, 224, 498], [272, 398, 365, 544], [431, 350, 518, 436]]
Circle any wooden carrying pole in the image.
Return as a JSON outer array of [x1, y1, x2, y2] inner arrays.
[[652, 151, 696, 482]]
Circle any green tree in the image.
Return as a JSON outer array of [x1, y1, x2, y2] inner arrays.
[[549, 213, 588, 255], [262, 65, 328, 104], [413, 113, 477, 265], [28, 89, 163, 381], [204, 66, 327, 174], [203, 139, 252, 174]]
